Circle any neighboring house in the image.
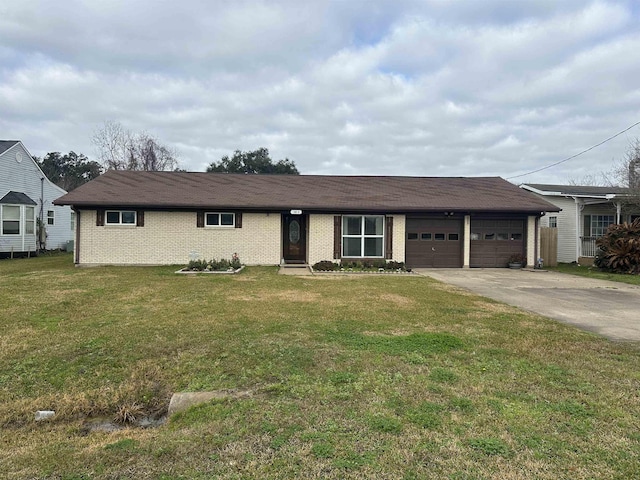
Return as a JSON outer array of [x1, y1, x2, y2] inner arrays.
[[520, 183, 640, 264], [54, 171, 558, 268], [0, 140, 74, 254]]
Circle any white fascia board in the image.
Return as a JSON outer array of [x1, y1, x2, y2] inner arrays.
[[520, 185, 563, 196]]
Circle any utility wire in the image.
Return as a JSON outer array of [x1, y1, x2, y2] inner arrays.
[[506, 120, 640, 180]]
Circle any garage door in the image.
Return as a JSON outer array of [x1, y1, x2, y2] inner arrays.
[[470, 219, 525, 268], [406, 217, 462, 268]]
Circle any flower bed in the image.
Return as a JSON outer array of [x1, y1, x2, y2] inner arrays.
[[311, 260, 413, 274], [175, 254, 244, 274]]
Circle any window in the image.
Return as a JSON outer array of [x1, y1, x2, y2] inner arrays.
[[548, 216, 557, 228], [342, 215, 384, 257], [71, 212, 76, 231], [484, 233, 495, 240], [448, 233, 459, 241], [2, 205, 20, 235], [421, 233, 432, 241], [407, 232, 418, 240], [511, 233, 523, 240], [590, 215, 614, 237], [47, 210, 55, 225], [470, 232, 480, 240], [106, 210, 136, 225], [496, 233, 508, 241], [205, 212, 235, 227], [434, 233, 445, 241], [26, 207, 35, 235]]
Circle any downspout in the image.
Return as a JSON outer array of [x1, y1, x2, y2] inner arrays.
[[535, 215, 540, 267], [574, 197, 583, 262], [40, 177, 45, 250], [74, 208, 80, 265], [616, 202, 621, 224]]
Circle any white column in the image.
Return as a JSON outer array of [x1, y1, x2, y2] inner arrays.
[[527, 216, 536, 267], [463, 215, 470, 268]]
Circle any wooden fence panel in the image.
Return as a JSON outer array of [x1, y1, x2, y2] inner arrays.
[[539, 227, 558, 267]]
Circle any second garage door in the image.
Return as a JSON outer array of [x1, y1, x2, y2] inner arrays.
[[406, 217, 462, 268], [470, 219, 525, 268]]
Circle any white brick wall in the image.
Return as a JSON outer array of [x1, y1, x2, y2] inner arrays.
[[77, 210, 408, 266], [78, 210, 281, 265], [308, 214, 335, 265]]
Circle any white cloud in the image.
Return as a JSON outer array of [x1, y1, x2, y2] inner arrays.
[[0, 0, 639, 184]]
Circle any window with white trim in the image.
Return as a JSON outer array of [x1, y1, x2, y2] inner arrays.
[[590, 215, 614, 237], [106, 210, 136, 225], [47, 210, 55, 225], [70, 212, 76, 231], [26, 207, 35, 235], [342, 215, 384, 257], [548, 216, 557, 228], [205, 212, 235, 227], [1, 205, 20, 235]]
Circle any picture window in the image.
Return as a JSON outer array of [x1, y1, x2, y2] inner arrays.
[[342, 215, 384, 257]]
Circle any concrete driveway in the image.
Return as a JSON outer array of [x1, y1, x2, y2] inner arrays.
[[415, 268, 640, 342]]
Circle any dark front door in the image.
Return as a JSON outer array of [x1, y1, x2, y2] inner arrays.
[[283, 214, 306, 263]]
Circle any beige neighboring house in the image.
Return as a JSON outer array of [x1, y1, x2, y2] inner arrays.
[[54, 171, 558, 268], [520, 184, 640, 264]]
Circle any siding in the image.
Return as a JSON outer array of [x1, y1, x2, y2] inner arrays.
[[78, 210, 281, 265], [0, 143, 73, 250], [534, 196, 577, 263]]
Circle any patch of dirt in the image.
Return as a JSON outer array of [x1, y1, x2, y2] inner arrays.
[[230, 290, 320, 302], [467, 300, 519, 319], [379, 293, 415, 307]]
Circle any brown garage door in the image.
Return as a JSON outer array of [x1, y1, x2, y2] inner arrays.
[[470, 219, 525, 268], [406, 217, 462, 268]]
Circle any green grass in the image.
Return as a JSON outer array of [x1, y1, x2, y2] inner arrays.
[[550, 262, 640, 285], [1, 253, 639, 479]]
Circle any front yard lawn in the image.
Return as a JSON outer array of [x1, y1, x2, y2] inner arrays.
[[551, 262, 640, 286], [1, 255, 639, 479]]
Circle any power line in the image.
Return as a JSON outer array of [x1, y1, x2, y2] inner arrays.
[[506, 120, 640, 180]]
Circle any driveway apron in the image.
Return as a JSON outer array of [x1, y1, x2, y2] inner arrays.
[[415, 269, 640, 342]]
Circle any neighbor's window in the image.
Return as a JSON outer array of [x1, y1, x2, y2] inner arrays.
[[25, 206, 35, 235], [590, 215, 614, 237], [70, 212, 76, 231], [106, 210, 136, 225], [548, 216, 557, 228], [342, 215, 384, 257], [1, 205, 20, 235], [205, 212, 235, 227], [47, 210, 55, 225]]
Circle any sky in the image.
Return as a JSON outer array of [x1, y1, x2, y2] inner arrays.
[[1, 0, 640, 184]]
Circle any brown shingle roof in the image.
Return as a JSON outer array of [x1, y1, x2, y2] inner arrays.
[[54, 171, 559, 213]]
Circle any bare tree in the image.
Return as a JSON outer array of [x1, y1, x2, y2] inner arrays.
[[92, 121, 179, 171]]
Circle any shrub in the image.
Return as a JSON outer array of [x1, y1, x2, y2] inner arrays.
[[186, 255, 242, 271], [312, 260, 339, 271], [507, 253, 526, 265], [595, 219, 640, 274]]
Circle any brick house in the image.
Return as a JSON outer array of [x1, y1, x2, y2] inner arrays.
[[54, 171, 558, 268]]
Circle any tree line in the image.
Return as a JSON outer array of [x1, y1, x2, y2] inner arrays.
[[34, 121, 299, 191]]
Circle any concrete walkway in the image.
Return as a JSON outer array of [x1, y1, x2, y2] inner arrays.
[[415, 268, 640, 342]]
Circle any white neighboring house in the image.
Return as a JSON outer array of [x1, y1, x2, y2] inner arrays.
[[520, 183, 640, 264], [0, 140, 74, 254]]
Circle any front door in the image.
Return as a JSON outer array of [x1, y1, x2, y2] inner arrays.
[[282, 214, 307, 263]]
